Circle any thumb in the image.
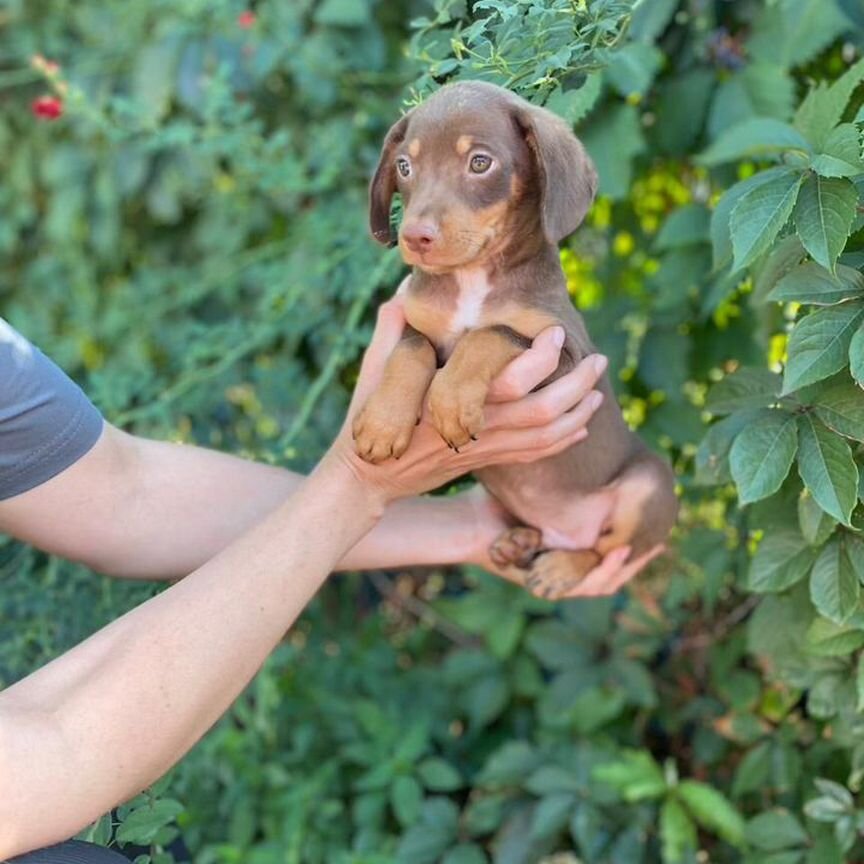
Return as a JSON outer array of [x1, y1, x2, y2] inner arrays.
[[348, 296, 406, 414]]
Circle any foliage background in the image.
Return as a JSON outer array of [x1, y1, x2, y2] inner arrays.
[[2, 0, 864, 861]]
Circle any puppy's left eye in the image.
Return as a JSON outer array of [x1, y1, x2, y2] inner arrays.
[[469, 154, 493, 174]]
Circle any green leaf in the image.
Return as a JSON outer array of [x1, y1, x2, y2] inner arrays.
[[857, 653, 864, 713], [545, 73, 602, 126], [782, 302, 864, 393], [793, 175, 858, 273], [606, 42, 663, 98], [116, 799, 184, 845], [391, 775, 424, 828], [395, 798, 459, 864], [699, 118, 811, 166], [748, 529, 818, 593], [314, 0, 372, 27], [593, 751, 665, 802], [731, 169, 804, 271], [133, 39, 180, 125], [655, 204, 711, 251], [850, 323, 864, 388], [811, 125, 864, 179], [810, 377, 864, 441], [805, 616, 864, 656], [660, 797, 697, 863], [797, 415, 859, 525], [730, 410, 798, 504], [581, 103, 645, 200], [677, 781, 746, 847], [441, 844, 488, 864], [706, 368, 781, 414], [795, 57, 864, 149], [530, 792, 576, 840], [799, 490, 837, 546], [746, 809, 808, 851], [809, 537, 860, 625], [695, 409, 764, 486], [767, 263, 864, 306], [711, 168, 794, 271], [418, 758, 463, 792]]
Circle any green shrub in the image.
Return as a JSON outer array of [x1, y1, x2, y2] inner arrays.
[[3, 0, 864, 862]]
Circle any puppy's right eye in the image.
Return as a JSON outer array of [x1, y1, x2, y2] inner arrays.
[[396, 157, 412, 178]]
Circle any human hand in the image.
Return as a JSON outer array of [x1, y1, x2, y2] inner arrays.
[[463, 485, 664, 598], [323, 296, 607, 507]]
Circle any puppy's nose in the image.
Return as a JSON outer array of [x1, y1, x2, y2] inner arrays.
[[401, 222, 440, 253]]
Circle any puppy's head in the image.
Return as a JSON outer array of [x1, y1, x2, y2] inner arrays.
[[369, 81, 597, 273]]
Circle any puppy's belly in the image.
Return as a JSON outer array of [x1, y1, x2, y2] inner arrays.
[[480, 468, 617, 552]]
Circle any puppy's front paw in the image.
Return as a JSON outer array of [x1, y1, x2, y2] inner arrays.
[[525, 549, 601, 600], [427, 374, 486, 450], [352, 396, 419, 464]]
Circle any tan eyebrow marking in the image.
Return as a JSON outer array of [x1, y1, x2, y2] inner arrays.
[[456, 135, 473, 155], [408, 138, 421, 158]]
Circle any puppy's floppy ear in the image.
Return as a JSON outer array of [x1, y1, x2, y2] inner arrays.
[[369, 111, 412, 246], [514, 104, 598, 244]]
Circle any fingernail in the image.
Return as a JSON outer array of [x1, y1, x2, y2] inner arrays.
[[551, 327, 565, 348], [588, 391, 604, 410], [593, 355, 608, 375]]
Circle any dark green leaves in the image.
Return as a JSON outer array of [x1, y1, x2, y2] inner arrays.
[[767, 262, 864, 305], [730, 169, 803, 271], [730, 410, 798, 504], [809, 376, 864, 441], [706, 367, 781, 414], [793, 174, 858, 273], [748, 529, 818, 593], [797, 414, 859, 525], [809, 537, 861, 624], [782, 302, 864, 393], [698, 118, 811, 166]]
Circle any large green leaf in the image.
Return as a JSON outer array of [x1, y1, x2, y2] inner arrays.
[[730, 410, 798, 504], [799, 490, 837, 546], [730, 169, 804, 272], [581, 103, 645, 200], [810, 377, 864, 441], [796, 414, 859, 525], [706, 367, 781, 414], [850, 323, 864, 388], [793, 174, 858, 273], [745, 810, 808, 851], [677, 781, 745, 847], [782, 302, 864, 393], [699, 118, 811, 167], [710, 167, 794, 271], [795, 57, 864, 149], [767, 262, 864, 305], [660, 797, 697, 863], [809, 537, 861, 625], [811, 125, 864, 179], [806, 615, 864, 656], [748, 529, 818, 593]]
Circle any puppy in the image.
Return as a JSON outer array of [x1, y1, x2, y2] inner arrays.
[[353, 81, 677, 598]]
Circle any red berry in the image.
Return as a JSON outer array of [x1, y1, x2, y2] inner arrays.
[[31, 95, 63, 120], [237, 10, 256, 28]]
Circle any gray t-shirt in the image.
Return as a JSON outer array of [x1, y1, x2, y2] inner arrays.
[[0, 318, 104, 500]]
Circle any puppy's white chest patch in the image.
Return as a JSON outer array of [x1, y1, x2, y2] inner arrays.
[[449, 267, 492, 333]]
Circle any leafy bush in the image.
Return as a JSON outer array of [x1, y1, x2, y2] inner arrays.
[[3, 0, 864, 862]]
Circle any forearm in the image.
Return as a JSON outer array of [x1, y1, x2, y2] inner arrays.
[[0, 458, 380, 858], [0, 427, 482, 578]]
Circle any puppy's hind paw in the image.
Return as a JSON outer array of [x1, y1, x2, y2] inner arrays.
[[489, 526, 543, 569], [525, 549, 601, 600]]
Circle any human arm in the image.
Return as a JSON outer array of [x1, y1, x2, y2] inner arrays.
[[0, 321, 604, 579], [0, 301, 603, 857]]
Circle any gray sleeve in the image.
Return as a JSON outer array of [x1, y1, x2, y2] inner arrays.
[[0, 318, 104, 500]]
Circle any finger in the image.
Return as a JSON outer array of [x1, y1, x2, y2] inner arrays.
[[485, 354, 607, 430], [563, 546, 631, 598], [487, 326, 564, 402], [562, 543, 665, 598], [349, 297, 406, 412], [455, 392, 599, 470]]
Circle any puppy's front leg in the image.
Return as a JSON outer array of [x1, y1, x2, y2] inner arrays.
[[428, 325, 527, 449], [353, 326, 437, 463]]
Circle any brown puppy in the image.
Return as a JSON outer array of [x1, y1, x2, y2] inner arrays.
[[353, 81, 677, 598]]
